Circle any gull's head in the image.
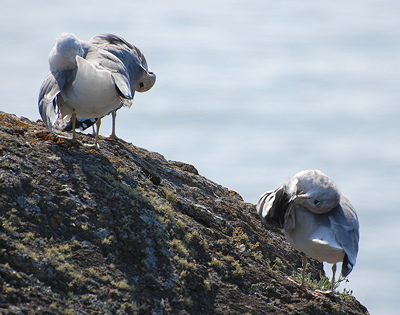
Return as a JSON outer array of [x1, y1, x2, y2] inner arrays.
[[49, 33, 84, 71], [136, 68, 156, 92], [290, 170, 340, 214]]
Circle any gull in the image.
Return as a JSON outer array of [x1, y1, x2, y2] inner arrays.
[[256, 170, 359, 294], [38, 33, 156, 147]]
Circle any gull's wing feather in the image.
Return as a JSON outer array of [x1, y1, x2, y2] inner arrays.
[[87, 34, 148, 104], [329, 195, 360, 276], [257, 184, 291, 228], [38, 70, 71, 130]]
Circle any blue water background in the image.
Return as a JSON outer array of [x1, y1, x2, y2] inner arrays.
[[1, 1, 399, 313]]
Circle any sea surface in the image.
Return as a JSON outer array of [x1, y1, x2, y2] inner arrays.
[[1, 1, 399, 313]]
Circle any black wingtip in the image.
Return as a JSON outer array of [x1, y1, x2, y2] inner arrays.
[[341, 254, 353, 277], [62, 116, 98, 132]]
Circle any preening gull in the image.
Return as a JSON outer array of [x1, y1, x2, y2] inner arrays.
[[256, 170, 359, 293], [38, 33, 156, 147]]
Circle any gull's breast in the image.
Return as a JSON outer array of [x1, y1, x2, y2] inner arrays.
[[60, 56, 120, 118], [284, 206, 344, 264]]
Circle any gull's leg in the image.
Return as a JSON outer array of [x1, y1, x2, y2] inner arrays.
[[94, 118, 101, 148], [330, 263, 337, 292], [108, 110, 126, 142], [301, 253, 308, 287], [316, 263, 336, 295], [71, 113, 77, 142], [82, 119, 101, 148], [109, 110, 118, 139], [287, 253, 308, 289]]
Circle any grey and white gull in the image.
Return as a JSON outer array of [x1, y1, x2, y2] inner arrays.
[[256, 169, 359, 293], [38, 33, 156, 147]]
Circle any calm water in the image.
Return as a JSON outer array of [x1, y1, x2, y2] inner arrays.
[[1, 1, 399, 313]]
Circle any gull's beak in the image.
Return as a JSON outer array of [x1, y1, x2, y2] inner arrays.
[[147, 68, 155, 76], [290, 193, 312, 204]]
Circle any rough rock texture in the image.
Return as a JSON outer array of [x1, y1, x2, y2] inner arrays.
[[0, 112, 369, 314]]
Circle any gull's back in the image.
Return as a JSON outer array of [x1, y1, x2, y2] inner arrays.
[[87, 34, 151, 104]]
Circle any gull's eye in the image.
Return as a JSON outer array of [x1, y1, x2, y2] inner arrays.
[[314, 199, 320, 205]]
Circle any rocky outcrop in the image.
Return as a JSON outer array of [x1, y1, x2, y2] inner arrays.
[[0, 112, 368, 314]]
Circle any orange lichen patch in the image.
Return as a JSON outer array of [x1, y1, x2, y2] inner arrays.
[[115, 160, 124, 167], [228, 190, 240, 197], [32, 131, 80, 148], [82, 147, 102, 155], [34, 131, 57, 141], [170, 162, 199, 175], [107, 157, 124, 167], [107, 157, 118, 162], [128, 147, 140, 153], [0, 113, 30, 131], [128, 146, 146, 157]]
